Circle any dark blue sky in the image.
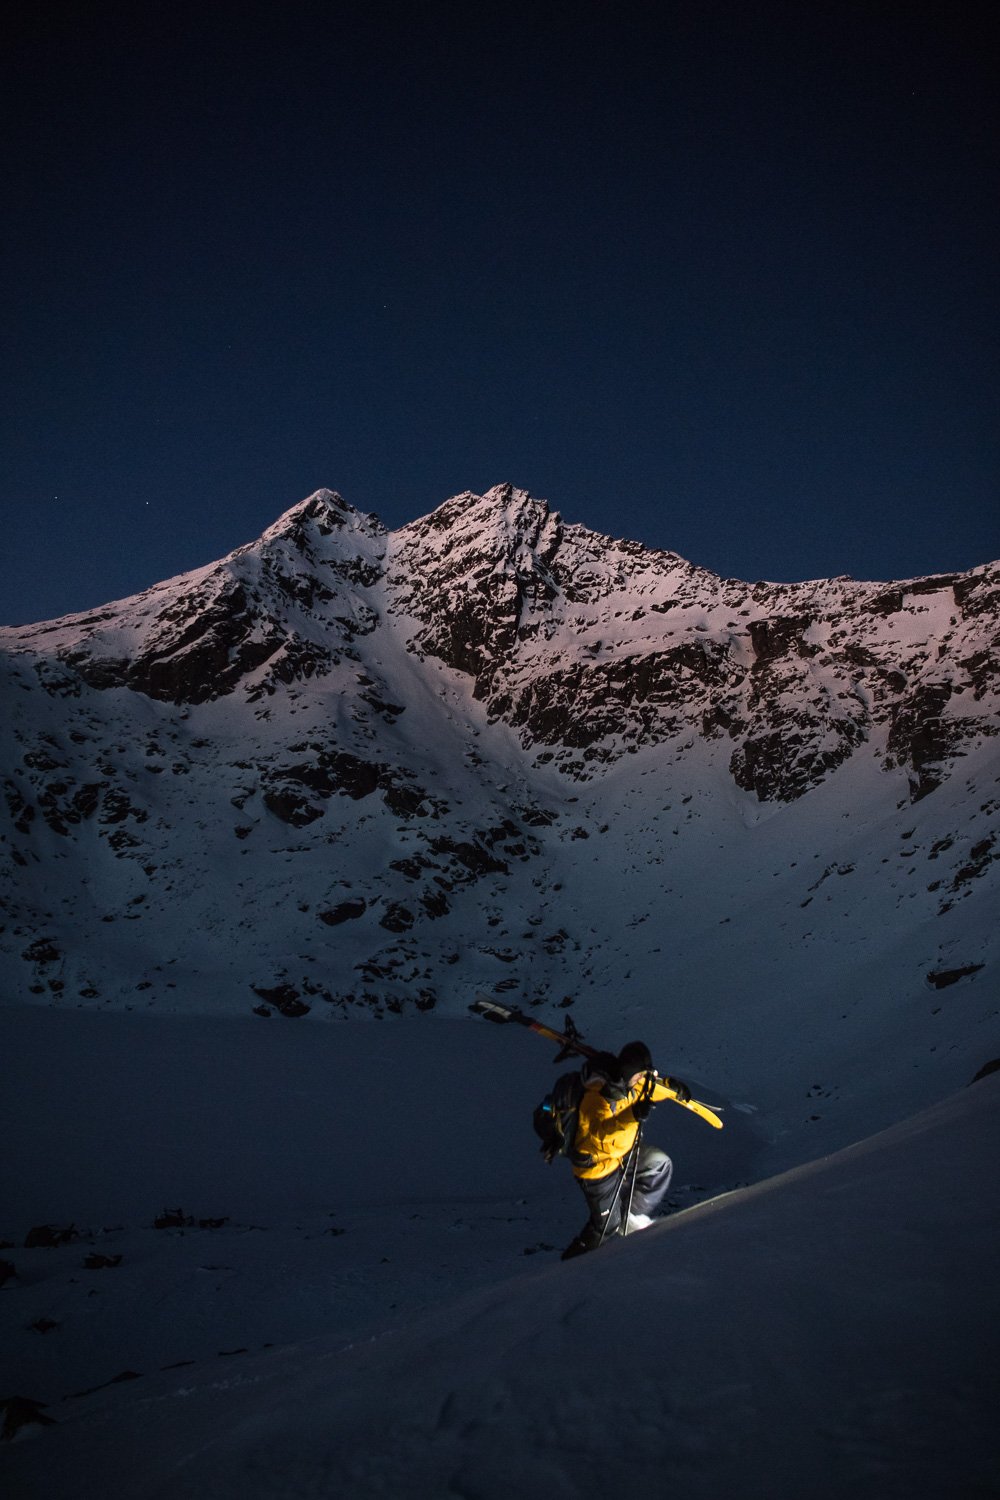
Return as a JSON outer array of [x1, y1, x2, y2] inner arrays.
[[3, 2, 997, 625]]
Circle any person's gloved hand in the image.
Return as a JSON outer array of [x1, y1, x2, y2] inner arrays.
[[632, 1096, 652, 1120], [666, 1077, 692, 1103]]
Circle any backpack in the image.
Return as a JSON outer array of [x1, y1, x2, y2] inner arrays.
[[533, 1052, 624, 1165], [533, 1069, 585, 1164]]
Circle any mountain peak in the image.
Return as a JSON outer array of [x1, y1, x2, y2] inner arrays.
[[259, 489, 385, 549], [479, 482, 536, 509], [401, 485, 557, 552]]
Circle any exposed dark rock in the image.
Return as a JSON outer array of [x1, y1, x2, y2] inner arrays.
[[1, 1396, 57, 1441], [961, 649, 999, 701], [319, 898, 367, 925], [262, 751, 391, 820], [866, 589, 904, 616], [328, 557, 383, 588], [421, 890, 451, 918], [748, 616, 814, 663], [954, 567, 1000, 618], [33, 657, 83, 695], [948, 835, 998, 891], [251, 984, 310, 1017], [262, 787, 326, 826], [21, 939, 61, 965], [926, 965, 985, 989], [483, 947, 517, 963], [22, 747, 65, 773], [885, 682, 957, 799], [428, 836, 508, 879], [702, 704, 740, 739], [493, 642, 739, 752], [265, 570, 334, 610], [105, 827, 141, 851], [260, 638, 336, 688], [58, 652, 131, 690], [356, 957, 393, 981], [71, 782, 103, 819], [59, 581, 268, 704], [3, 780, 35, 834], [379, 903, 415, 933], [360, 690, 405, 721], [24, 1224, 76, 1248], [381, 778, 426, 818], [35, 776, 106, 835], [907, 574, 959, 597], [518, 804, 557, 827], [154, 1209, 195, 1229], [731, 719, 864, 803], [99, 788, 148, 826]]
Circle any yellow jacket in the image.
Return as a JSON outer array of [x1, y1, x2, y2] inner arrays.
[[573, 1076, 678, 1180]]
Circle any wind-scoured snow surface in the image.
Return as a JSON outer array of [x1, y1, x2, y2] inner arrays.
[[1, 1011, 997, 1498], [1, 485, 998, 1491]]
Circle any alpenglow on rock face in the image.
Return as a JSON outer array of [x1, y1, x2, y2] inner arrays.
[[389, 484, 997, 802], [1, 484, 997, 1034]]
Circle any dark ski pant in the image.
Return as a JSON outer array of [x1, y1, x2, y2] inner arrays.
[[575, 1146, 673, 1246]]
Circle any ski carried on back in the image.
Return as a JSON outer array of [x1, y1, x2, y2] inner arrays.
[[470, 995, 724, 1130]]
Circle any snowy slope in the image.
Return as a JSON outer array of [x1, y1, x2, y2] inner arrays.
[[2, 1004, 997, 1499], [1, 484, 998, 1495]]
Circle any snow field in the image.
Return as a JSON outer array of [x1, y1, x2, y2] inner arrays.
[[3, 1004, 997, 1498]]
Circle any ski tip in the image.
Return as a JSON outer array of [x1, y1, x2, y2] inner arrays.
[[681, 1098, 725, 1129]]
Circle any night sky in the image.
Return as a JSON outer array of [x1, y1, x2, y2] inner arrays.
[[3, 2, 997, 626]]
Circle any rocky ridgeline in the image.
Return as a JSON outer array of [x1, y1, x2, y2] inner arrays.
[[0, 484, 997, 1017], [9, 491, 387, 707], [390, 485, 1000, 802], [8, 484, 997, 806]]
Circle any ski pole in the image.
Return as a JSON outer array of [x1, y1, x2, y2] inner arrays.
[[597, 1130, 641, 1247], [621, 1118, 644, 1234], [619, 1072, 655, 1237]]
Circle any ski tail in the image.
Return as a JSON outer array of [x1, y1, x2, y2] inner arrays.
[[470, 996, 516, 1025]]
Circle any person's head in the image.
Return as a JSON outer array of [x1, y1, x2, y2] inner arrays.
[[581, 1051, 622, 1090], [618, 1040, 653, 1088]]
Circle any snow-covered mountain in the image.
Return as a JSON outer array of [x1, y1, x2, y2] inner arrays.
[[1, 483, 998, 1146], [2, 485, 998, 1496]]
